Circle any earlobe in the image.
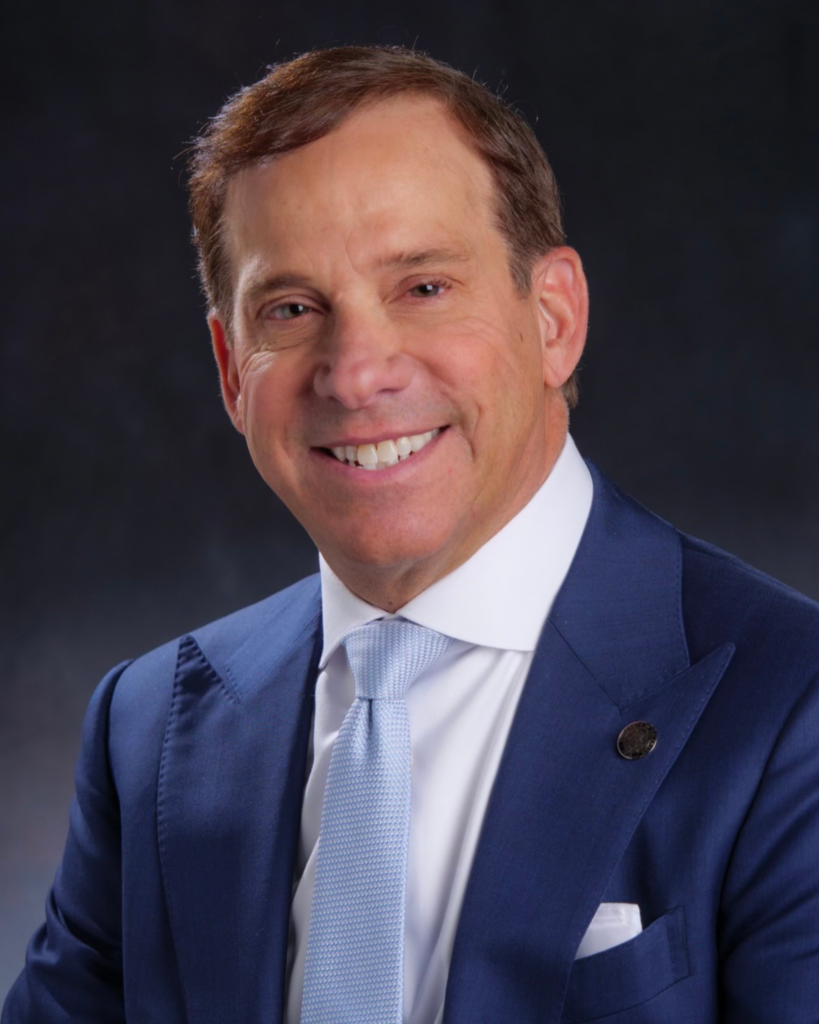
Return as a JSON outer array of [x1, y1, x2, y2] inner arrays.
[[533, 247, 589, 391], [209, 315, 245, 433]]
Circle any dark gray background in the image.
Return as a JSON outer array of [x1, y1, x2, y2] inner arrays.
[[2, 0, 817, 998]]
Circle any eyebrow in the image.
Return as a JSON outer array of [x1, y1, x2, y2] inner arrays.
[[376, 246, 472, 271], [244, 273, 314, 304], [242, 246, 472, 305]]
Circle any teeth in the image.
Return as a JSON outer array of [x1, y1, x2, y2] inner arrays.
[[328, 429, 440, 469], [376, 440, 399, 467], [357, 443, 378, 467]]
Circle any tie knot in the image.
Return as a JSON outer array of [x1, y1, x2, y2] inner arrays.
[[342, 618, 452, 700]]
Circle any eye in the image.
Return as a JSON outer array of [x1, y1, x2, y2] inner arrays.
[[408, 281, 447, 299], [270, 302, 310, 321]]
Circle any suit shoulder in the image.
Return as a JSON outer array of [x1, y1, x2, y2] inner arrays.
[[679, 532, 819, 675], [107, 573, 321, 762], [681, 532, 819, 618], [192, 572, 322, 655]]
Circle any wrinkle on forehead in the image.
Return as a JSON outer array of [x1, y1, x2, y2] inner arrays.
[[223, 95, 500, 293]]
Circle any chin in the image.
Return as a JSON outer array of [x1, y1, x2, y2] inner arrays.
[[321, 521, 457, 576]]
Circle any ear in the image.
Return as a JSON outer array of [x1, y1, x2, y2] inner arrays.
[[530, 246, 589, 390], [209, 314, 245, 434]]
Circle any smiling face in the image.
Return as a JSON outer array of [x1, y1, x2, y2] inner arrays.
[[211, 95, 587, 609]]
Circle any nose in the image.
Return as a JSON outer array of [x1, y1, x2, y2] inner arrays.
[[313, 310, 413, 409]]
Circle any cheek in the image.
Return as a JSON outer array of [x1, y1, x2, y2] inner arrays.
[[430, 317, 543, 438], [240, 367, 302, 477]]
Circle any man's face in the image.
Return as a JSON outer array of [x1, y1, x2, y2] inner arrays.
[[213, 95, 584, 603]]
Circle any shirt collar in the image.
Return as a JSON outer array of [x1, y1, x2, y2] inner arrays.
[[318, 434, 593, 666]]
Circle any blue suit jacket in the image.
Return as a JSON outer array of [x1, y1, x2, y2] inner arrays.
[[4, 465, 819, 1023]]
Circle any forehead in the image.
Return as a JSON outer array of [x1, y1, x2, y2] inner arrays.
[[222, 95, 503, 280]]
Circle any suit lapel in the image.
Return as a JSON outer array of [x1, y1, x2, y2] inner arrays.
[[157, 579, 322, 1024], [443, 467, 734, 1024]]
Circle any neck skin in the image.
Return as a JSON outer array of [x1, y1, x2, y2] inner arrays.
[[322, 399, 569, 613]]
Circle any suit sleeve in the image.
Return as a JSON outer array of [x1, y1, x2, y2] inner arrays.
[[719, 669, 819, 1023], [2, 662, 131, 1024]]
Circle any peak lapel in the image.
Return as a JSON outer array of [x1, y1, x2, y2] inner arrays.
[[157, 581, 322, 1024], [443, 468, 734, 1024]]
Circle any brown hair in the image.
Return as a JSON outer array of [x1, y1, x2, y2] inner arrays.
[[188, 45, 578, 406]]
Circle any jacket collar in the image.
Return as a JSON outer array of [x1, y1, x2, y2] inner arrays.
[[549, 462, 690, 706]]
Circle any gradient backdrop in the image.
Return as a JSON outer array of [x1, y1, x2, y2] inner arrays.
[[2, 0, 817, 998]]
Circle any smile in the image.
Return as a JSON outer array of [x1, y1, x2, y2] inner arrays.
[[328, 429, 441, 470]]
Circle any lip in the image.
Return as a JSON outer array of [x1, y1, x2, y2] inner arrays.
[[314, 426, 446, 449], [310, 426, 447, 476]]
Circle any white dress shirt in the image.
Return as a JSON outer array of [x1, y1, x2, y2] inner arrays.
[[285, 434, 593, 1024]]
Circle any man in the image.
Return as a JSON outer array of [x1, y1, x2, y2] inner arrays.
[[4, 45, 818, 1024]]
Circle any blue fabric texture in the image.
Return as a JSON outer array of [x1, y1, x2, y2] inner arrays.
[[301, 619, 452, 1024]]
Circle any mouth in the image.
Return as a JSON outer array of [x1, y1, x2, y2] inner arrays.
[[320, 428, 442, 471]]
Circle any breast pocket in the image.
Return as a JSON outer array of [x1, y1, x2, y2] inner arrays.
[[561, 906, 690, 1023]]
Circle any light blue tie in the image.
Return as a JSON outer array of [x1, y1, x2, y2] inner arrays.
[[300, 618, 452, 1024]]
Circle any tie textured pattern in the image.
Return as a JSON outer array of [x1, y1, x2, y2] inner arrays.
[[300, 618, 452, 1024]]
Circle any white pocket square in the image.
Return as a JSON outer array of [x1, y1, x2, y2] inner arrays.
[[574, 902, 643, 960]]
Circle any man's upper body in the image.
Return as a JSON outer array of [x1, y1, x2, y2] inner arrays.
[[4, 453, 818, 1023], [4, 45, 818, 1023]]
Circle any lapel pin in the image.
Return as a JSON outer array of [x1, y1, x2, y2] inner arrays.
[[617, 721, 658, 760]]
